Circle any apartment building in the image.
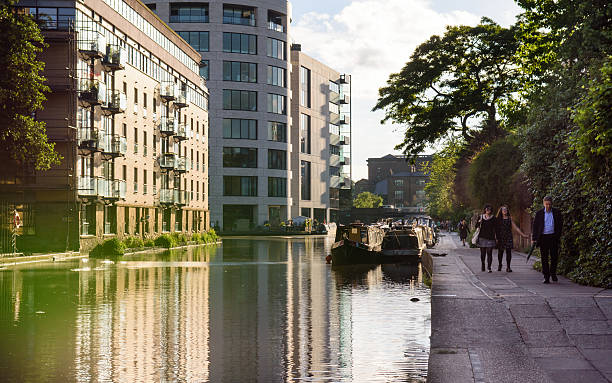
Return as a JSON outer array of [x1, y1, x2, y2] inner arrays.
[[147, 0, 291, 231], [289, 46, 352, 223], [7, 0, 210, 252]]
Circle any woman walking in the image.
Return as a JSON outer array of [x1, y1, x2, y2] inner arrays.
[[495, 205, 528, 272], [476, 205, 497, 272], [458, 219, 469, 246]]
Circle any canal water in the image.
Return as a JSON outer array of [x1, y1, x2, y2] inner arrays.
[[0, 237, 430, 382]]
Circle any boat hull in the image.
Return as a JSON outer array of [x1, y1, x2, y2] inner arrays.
[[331, 240, 421, 265]]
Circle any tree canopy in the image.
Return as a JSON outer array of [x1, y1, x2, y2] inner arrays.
[[373, 19, 521, 156], [353, 192, 383, 209], [0, 0, 60, 170]]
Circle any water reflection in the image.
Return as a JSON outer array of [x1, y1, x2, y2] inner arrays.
[[0, 237, 430, 382]]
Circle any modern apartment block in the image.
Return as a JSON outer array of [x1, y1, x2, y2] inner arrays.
[[147, 0, 292, 231], [6, 0, 210, 252], [289, 45, 352, 223]]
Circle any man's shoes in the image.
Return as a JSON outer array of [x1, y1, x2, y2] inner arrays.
[[551, 275, 558, 282], [543, 278, 550, 284], [506, 267, 512, 272]]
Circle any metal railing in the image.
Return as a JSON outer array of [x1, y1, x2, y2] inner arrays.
[[103, 90, 126, 113], [103, 45, 127, 70], [175, 90, 189, 107], [78, 177, 126, 199], [78, 79, 107, 105], [268, 21, 284, 32], [175, 123, 189, 140], [78, 29, 106, 58], [159, 117, 177, 135], [159, 153, 177, 169], [100, 134, 127, 157], [160, 81, 178, 100], [77, 128, 101, 150]]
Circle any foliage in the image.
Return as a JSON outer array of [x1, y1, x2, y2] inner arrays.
[[154, 234, 176, 249], [353, 192, 383, 208], [373, 19, 521, 155], [144, 238, 155, 247], [90, 238, 126, 257], [468, 137, 522, 209], [123, 236, 144, 249], [0, 0, 61, 170]]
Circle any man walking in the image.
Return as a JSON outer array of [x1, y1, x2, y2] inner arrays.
[[532, 196, 563, 284]]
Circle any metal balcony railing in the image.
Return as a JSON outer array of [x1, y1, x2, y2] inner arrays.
[[175, 124, 189, 141], [340, 115, 350, 125], [340, 135, 350, 145], [102, 90, 126, 114], [100, 134, 127, 158], [77, 128, 101, 152], [175, 156, 187, 173], [78, 176, 98, 196], [339, 94, 350, 104], [78, 79, 107, 105], [160, 188, 174, 204], [174, 189, 189, 205], [174, 90, 189, 108], [160, 81, 178, 101], [339, 74, 349, 84], [102, 45, 127, 70], [159, 153, 177, 170], [78, 29, 106, 59], [341, 156, 350, 166], [330, 153, 340, 167], [159, 117, 177, 136]]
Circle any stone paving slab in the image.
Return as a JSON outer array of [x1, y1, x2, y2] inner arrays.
[[427, 232, 612, 383]]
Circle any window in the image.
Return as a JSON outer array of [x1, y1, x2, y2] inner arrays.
[[300, 66, 311, 107], [268, 11, 284, 32], [177, 31, 209, 52], [301, 161, 311, 200], [199, 60, 209, 80], [223, 90, 257, 111], [268, 149, 286, 170], [223, 147, 257, 168], [268, 121, 286, 142], [22, 7, 75, 30], [223, 61, 257, 83], [394, 179, 404, 187], [394, 190, 404, 201], [223, 5, 255, 26], [268, 177, 287, 197], [133, 167, 138, 193], [170, 3, 209, 23], [143, 169, 148, 194], [300, 114, 311, 154], [223, 32, 257, 55], [224, 176, 257, 196], [267, 38, 285, 60], [329, 144, 340, 156], [267, 66, 285, 87], [223, 119, 257, 139], [267, 93, 285, 114]]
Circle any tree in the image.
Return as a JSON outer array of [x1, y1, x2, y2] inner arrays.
[[353, 192, 383, 209], [423, 141, 464, 220], [373, 19, 521, 156], [0, 0, 61, 170]]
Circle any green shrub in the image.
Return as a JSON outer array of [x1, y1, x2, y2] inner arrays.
[[123, 236, 145, 249], [90, 238, 126, 257], [154, 234, 176, 248], [170, 232, 187, 245], [207, 229, 219, 243], [144, 238, 155, 247], [191, 233, 203, 244]]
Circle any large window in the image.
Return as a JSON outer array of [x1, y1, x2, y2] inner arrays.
[[199, 60, 209, 80], [223, 90, 257, 111], [268, 177, 287, 197], [267, 66, 285, 87], [267, 38, 285, 60], [223, 5, 255, 26], [268, 11, 284, 32], [300, 114, 311, 154], [268, 149, 287, 170], [268, 121, 286, 142], [300, 66, 311, 107], [223, 61, 257, 83], [177, 31, 209, 51], [301, 161, 311, 200], [267, 93, 286, 114], [170, 3, 209, 23], [21, 7, 75, 30], [223, 119, 257, 139], [224, 176, 257, 196], [223, 32, 257, 55], [223, 147, 257, 168]]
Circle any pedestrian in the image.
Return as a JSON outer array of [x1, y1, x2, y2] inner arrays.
[[495, 205, 528, 272], [475, 205, 497, 272], [532, 196, 563, 284], [458, 219, 469, 246]]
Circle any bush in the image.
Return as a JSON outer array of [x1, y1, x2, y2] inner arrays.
[[154, 234, 176, 248], [144, 238, 155, 247], [123, 236, 144, 249], [90, 238, 126, 257]]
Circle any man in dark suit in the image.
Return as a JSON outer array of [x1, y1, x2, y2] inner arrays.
[[532, 196, 563, 284]]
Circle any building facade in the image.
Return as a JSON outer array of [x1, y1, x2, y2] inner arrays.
[[146, 0, 292, 231], [7, 0, 210, 252], [289, 46, 351, 223], [367, 154, 431, 211]]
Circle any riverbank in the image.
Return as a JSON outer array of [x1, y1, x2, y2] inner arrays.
[[427, 232, 612, 383]]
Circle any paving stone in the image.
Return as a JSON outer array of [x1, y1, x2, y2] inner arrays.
[[520, 330, 572, 347], [515, 317, 562, 332], [568, 334, 612, 349], [559, 319, 611, 335], [528, 347, 582, 358], [534, 356, 593, 370], [582, 349, 612, 381], [551, 306, 607, 320], [509, 304, 555, 318], [546, 369, 608, 383], [547, 296, 598, 308]]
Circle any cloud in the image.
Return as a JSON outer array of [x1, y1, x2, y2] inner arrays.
[[290, 0, 482, 179]]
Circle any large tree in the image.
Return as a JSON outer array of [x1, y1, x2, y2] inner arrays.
[[0, 0, 60, 170], [353, 192, 383, 209], [373, 19, 521, 156]]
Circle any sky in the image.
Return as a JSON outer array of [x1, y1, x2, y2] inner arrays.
[[289, 0, 523, 180]]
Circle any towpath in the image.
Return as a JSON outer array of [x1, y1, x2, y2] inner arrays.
[[427, 232, 612, 383]]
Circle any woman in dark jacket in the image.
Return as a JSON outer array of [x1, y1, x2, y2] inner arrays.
[[458, 219, 469, 246], [476, 205, 497, 272], [495, 205, 528, 272]]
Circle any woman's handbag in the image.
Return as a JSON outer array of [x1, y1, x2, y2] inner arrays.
[[471, 215, 481, 245]]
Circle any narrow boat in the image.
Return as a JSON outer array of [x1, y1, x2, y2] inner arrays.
[[380, 222, 425, 263], [330, 223, 385, 265]]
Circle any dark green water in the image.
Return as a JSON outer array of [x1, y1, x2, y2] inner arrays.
[[0, 237, 430, 382]]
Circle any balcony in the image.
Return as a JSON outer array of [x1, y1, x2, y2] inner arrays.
[[339, 94, 350, 104], [159, 153, 177, 170], [78, 29, 106, 59], [174, 90, 189, 108], [340, 135, 350, 145], [174, 156, 187, 173], [340, 115, 350, 125], [160, 188, 174, 204], [339, 74, 349, 84], [102, 45, 126, 71], [174, 189, 190, 205], [341, 156, 350, 166], [174, 123, 189, 141], [78, 176, 99, 197], [330, 153, 340, 167], [100, 134, 127, 159], [159, 117, 177, 136], [77, 128, 101, 154], [268, 21, 284, 33], [160, 82, 178, 101], [78, 79, 107, 106], [330, 175, 341, 188], [330, 133, 340, 146], [99, 179, 126, 200], [101, 90, 126, 114]]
